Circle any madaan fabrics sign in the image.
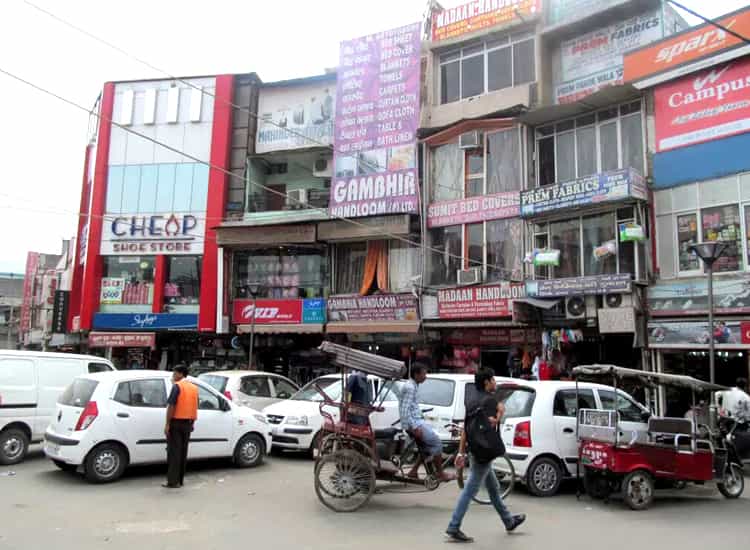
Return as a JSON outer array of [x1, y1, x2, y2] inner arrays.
[[329, 23, 422, 218], [100, 214, 205, 255], [431, 0, 540, 42], [438, 283, 526, 319]]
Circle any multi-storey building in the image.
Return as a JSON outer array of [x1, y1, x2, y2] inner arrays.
[[0, 273, 24, 350]]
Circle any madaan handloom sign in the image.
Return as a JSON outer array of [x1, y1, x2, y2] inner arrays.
[[329, 23, 422, 218]]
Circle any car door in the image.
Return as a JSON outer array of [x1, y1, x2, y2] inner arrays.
[[188, 383, 234, 459], [553, 388, 597, 474], [35, 359, 87, 438], [110, 378, 169, 464], [596, 389, 649, 445], [270, 377, 299, 403], [0, 357, 37, 437], [237, 375, 276, 410]]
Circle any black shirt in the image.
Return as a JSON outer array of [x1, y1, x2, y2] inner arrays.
[[464, 385, 499, 421], [167, 384, 180, 406]]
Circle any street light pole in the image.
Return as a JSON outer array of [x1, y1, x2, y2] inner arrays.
[[247, 283, 262, 370]]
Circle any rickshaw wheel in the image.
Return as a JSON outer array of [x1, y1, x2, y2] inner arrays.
[[622, 469, 654, 511], [718, 464, 744, 499], [314, 449, 375, 513]]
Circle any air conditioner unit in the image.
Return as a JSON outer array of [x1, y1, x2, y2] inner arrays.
[[603, 293, 635, 310], [313, 157, 333, 178], [457, 267, 483, 286], [565, 295, 598, 320], [459, 130, 482, 149], [286, 188, 308, 208]]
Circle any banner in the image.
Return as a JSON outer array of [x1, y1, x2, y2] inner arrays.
[[256, 80, 335, 153], [92, 313, 198, 330], [330, 23, 421, 218], [526, 274, 632, 298], [51, 290, 70, 335], [232, 299, 325, 325], [437, 283, 526, 319], [100, 213, 205, 256], [19, 252, 39, 338], [88, 332, 156, 349], [654, 58, 750, 152], [100, 277, 125, 305], [555, 10, 664, 104], [327, 294, 418, 322], [431, 0, 540, 42], [520, 168, 646, 217], [649, 274, 750, 316], [445, 328, 539, 346], [648, 320, 750, 349], [427, 192, 520, 228]]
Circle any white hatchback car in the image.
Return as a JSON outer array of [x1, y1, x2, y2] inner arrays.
[[198, 370, 299, 410], [43, 371, 272, 483], [497, 380, 649, 497]]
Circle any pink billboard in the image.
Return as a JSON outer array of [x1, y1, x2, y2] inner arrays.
[[427, 192, 520, 228], [19, 252, 39, 339]]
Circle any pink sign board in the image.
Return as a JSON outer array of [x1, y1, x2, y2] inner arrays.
[[437, 283, 526, 319], [427, 192, 520, 228]]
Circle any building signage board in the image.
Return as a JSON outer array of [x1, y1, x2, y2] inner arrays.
[[51, 290, 70, 334], [555, 10, 664, 104], [520, 168, 645, 217], [100, 277, 125, 305], [256, 80, 335, 153], [649, 275, 750, 316], [317, 214, 410, 241], [427, 192, 520, 228], [526, 273, 632, 298], [232, 299, 325, 325], [654, 58, 750, 152], [19, 252, 39, 338], [216, 223, 316, 246], [445, 328, 539, 346], [431, 0, 540, 42], [437, 283, 526, 319], [649, 320, 750, 349], [88, 331, 156, 349], [327, 294, 418, 322], [92, 313, 198, 330], [330, 23, 421, 218], [100, 214, 205, 255], [624, 7, 750, 85]]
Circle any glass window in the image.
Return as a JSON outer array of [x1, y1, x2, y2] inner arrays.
[[487, 218, 523, 281], [164, 256, 201, 309], [106, 166, 124, 213], [487, 128, 520, 193], [598, 390, 646, 423], [702, 205, 742, 272], [488, 46, 512, 91], [292, 377, 342, 402], [583, 212, 616, 276], [272, 379, 298, 400], [126, 379, 167, 407], [139, 165, 158, 213], [199, 374, 228, 394], [113, 382, 131, 405], [461, 54, 484, 99], [59, 379, 98, 407], [88, 362, 112, 373], [496, 387, 536, 418], [102, 256, 155, 306], [389, 242, 420, 293], [534, 231, 549, 279], [417, 378, 455, 407], [431, 143, 463, 202], [440, 60, 460, 104], [621, 113, 644, 174], [677, 214, 701, 271], [467, 223, 484, 269], [335, 242, 366, 294], [553, 389, 596, 417], [234, 247, 327, 299], [156, 164, 175, 212], [197, 385, 221, 410], [599, 122, 619, 172], [513, 38, 535, 85], [466, 150, 484, 198], [121, 166, 141, 213], [576, 125, 596, 177], [618, 208, 636, 276], [428, 226, 463, 286], [538, 136, 555, 188], [173, 164, 193, 213], [550, 219, 580, 278], [191, 164, 209, 212], [555, 132, 575, 182], [240, 376, 271, 398]]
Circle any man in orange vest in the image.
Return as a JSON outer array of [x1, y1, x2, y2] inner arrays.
[[163, 364, 198, 489]]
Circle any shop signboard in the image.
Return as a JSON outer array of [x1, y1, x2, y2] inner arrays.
[[330, 23, 421, 218], [649, 274, 750, 316], [100, 214, 205, 255], [648, 320, 750, 349], [445, 328, 539, 346], [88, 331, 156, 349], [256, 80, 335, 153], [654, 58, 750, 152], [624, 7, 750, 86], [547, 0, 620, 27], [232, 299, 325, 325], [92, 313, 198, 330], [19, 251, 39, 339], [431, 0, 540, 42], [437, 283, 526, 319], [427, 192, 520, 228], [327, 294, 418, 322], [317, 214, 411, 241], [526, 273, 631, 298], [51, 290, 70, 334], [520, 168, 646, 217], [555, 10, 664, 104], [100, 277, 125, 304]]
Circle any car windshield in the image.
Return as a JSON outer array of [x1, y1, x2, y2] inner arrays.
[[199, 374, 228, 394], [418, 378, 455, 407], [292, 377, 343, 402], [59, 378, 99, 408], [496, 386, 536, 418]]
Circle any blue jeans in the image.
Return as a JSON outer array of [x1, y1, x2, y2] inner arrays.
[[413, 423, 442, 457], [448, 457, 513, 532]]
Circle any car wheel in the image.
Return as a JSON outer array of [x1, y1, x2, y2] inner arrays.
[[52, 459, 78, 473], [622, 469, 654, 510], [527, 457, 563, 497], [234, 434, 265, 468], [0, 428, 29, 465], [84, 443, 127, 483]]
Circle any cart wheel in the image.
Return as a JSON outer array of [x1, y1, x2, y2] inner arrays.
[[583, 469, 609, 500], [717, 463, 744, 499], [314, 449, 375, 512], [622, 470, 654, 511]]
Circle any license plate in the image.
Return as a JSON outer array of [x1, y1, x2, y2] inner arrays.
[[45, 442, 60, 455]]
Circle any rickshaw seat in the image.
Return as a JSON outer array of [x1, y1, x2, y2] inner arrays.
[[647, 417, 694, 449], [373, 427, 399, 440]]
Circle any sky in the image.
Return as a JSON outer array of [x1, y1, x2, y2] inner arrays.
[[0, 0, 746, 273]]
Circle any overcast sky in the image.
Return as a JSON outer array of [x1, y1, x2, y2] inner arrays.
[[0, 0, 745, 273]]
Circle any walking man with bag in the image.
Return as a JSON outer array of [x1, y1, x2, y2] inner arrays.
[[163, 365, 198, 489], [446, 368, 526, 542]]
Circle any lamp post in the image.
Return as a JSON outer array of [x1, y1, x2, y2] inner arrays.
[[247, 282, 262, 370], [689, 242, 728, 385]]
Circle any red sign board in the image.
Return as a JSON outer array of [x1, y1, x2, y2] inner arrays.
[[431, 0, 540, 42], [437, 283, 526, 319], [232, 299, 303, 324], [427, 192, 520, 228], [19, 252, 39, 339], [654, 58, 750, 152], [741, 322, 750, 345], [88, 332, 156, 348], [446, 328, 539, 346]]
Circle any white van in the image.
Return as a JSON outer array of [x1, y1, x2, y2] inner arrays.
[[0, 351, 115, 464]]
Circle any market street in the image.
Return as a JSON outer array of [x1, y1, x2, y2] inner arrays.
[[1, 447, 748, 550]]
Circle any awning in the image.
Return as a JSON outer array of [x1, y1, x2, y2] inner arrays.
[[326, 321, 420, 334], [236, 324, 324, 334], [514, 297, 561, 310]]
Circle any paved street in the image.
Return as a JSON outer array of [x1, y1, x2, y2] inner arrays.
[[1, 446, 748, 550]]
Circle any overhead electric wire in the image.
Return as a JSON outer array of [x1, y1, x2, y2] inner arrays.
[[667, 0, 750, 45]]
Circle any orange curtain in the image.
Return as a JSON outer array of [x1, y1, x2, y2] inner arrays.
[[377, 241, 389, 293], [359, 240, 389, 295]]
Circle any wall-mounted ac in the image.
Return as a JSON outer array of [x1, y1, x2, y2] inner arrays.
[[457, 267, 482, 286], [459, 130, 482, 149], [286, 188, 308, 208], [313, 157, 333, 178], [602, 293, 636, 310], [565, 295, 598, 320]]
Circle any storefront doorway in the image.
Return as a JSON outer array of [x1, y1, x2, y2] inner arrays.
[[481, 349, 510, 376]]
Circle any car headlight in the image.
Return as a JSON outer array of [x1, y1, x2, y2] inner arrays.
[[286, 415, 309, 426], [253, 414, 267, 424]]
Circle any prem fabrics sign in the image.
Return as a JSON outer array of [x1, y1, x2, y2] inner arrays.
[[100, 214, 205, 255], [431, 0, 540, 42], [329, 23, 421, 218], [654, 58, 750, 152]]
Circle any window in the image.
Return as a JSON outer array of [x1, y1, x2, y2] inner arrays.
[[60, 379, 98, 407], [272, 379, 297, 400], [335, 243, 366, 294], [292, 378, 342, 402], [114, 379, 167, 407], [486, 128, 521, 193], [431, 143, 463, 202], [702, 205, 742, 272], [550, 219, 581, 278], [88, 362, 112, 374], [388, 242, 420, 293], [533, 225, 549, 279], [535, 101, 644, 187], [487, 218, 523, 281], [428, 226, 463, 285], [439, 34, 536, 104], [199, 374, 228, 394], [165, 256, 201, 312], [553, 389, 596, 417], [583, 212, 616, 276], [497, 387, 536, 418], [467, 224, 483, 269], [240, 376, 271, 398], [416, 378, 455, 407], [465, 150, 484, 197], [197, 385, 222, 410], [234, 247, 328, 300], [598, 390, 646, 423], [101, 257, 155, 310]]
